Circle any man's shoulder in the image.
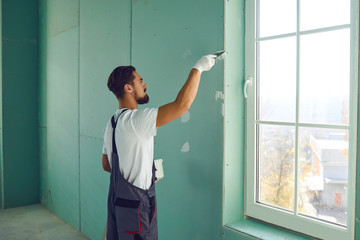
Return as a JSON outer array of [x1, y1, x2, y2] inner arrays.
[[116, 108, 158, 125], [115, 107, 157, 114], [130, 108, 158, 117], [123, 108, 159, 137]]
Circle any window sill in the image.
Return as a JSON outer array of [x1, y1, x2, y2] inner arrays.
[[223, 218, 314, 240]]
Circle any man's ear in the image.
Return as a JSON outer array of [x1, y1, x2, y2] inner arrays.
[[124, 83, 133, 94]]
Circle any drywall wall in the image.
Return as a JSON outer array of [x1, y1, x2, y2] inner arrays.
[[0, 0, 3, 209], [40, 0, 224, 239], [223, 0, 245, 225], [39, 0, 80, 229], [1, 0, 39, 208]]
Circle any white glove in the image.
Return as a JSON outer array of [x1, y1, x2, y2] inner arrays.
[[192, 55, 216, 73]]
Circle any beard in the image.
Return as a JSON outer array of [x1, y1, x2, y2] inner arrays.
[[136, 93, 149, 104]]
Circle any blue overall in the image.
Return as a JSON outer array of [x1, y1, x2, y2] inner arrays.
[[107, 109, 158, 240]]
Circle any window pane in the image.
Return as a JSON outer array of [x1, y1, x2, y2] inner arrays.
[[300, 0, 350, 31], [299, 29, 350, 125], [258, 124, 295, 211], [257, 0, 296, 38], [298, 127, 348, 226], [257, 37, 296, 122]]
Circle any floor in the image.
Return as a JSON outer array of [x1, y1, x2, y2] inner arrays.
[[0, 204, 89, 240]]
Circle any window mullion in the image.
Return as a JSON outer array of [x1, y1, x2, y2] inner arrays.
[[294, 0, 300, 216], [255, 120, 349, 130], [299, 24, 350, 37]]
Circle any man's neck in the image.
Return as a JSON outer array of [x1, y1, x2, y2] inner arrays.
[[118, 96, 138, 110]]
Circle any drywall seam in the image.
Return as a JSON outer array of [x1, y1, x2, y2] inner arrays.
[[0, 0, 4, 209], [78, 0, 81, 231], [130, 0, 133, 65]]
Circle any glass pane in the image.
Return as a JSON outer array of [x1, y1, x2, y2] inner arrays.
[[258, 124, 295, 211], [257, 37, 296, 122], [257, 0, 296, 38], [298, 127, 348, 226], [300, 0, 350, 31], [299, 29, 350, 125]]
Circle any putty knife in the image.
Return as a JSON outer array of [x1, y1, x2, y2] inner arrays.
[[214, 50, 226, 59]]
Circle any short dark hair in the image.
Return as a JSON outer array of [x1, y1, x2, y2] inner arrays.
[[107, 66, 136, 99]]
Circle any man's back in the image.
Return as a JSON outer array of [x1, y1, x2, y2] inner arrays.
[[103, 108, 158, 190]]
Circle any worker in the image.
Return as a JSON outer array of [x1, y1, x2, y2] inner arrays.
[[102, 54, 217, 240]]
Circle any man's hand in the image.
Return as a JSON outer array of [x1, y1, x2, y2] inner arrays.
[[102, 154, 111, 173], [192, 55, 216, 73]]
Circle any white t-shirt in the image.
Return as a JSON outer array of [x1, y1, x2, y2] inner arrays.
[[102, 108, 158, 190]]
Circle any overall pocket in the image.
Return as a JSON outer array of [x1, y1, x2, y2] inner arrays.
[[114, 198, 141, 234]]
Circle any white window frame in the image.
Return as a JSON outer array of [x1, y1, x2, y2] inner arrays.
[[244, 1, 359, 239]]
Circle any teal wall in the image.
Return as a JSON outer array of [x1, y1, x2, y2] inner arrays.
[[0, 0, 2, 209], [1, 0, 39, 208], [39, 0, 80, 229], [223, 0, 245, 226], [40, 0, 224, 239]]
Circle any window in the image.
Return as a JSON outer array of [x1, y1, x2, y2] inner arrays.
[[244, 0, 358, 239]]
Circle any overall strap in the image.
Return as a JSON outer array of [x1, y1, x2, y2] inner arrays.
[[111, 109, 129, 154]]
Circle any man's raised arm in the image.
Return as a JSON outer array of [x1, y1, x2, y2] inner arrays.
[[156, 55, 216, 127]]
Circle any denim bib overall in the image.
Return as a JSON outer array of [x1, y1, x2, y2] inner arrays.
[[107, 109, 158, 240]]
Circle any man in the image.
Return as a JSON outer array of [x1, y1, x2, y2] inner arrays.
[[102, 54, 216, 240]]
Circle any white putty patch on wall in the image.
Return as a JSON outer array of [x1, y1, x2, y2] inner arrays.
[[181, 111, 191, 123], [181, 142, 190, 153], [182, 49, 192, 59], [216, 91, 225, 117], [215, 91, 224, 101]]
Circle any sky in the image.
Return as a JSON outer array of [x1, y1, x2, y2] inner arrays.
[[256, 0, 351, 124], [257, 0, 350, 98]]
